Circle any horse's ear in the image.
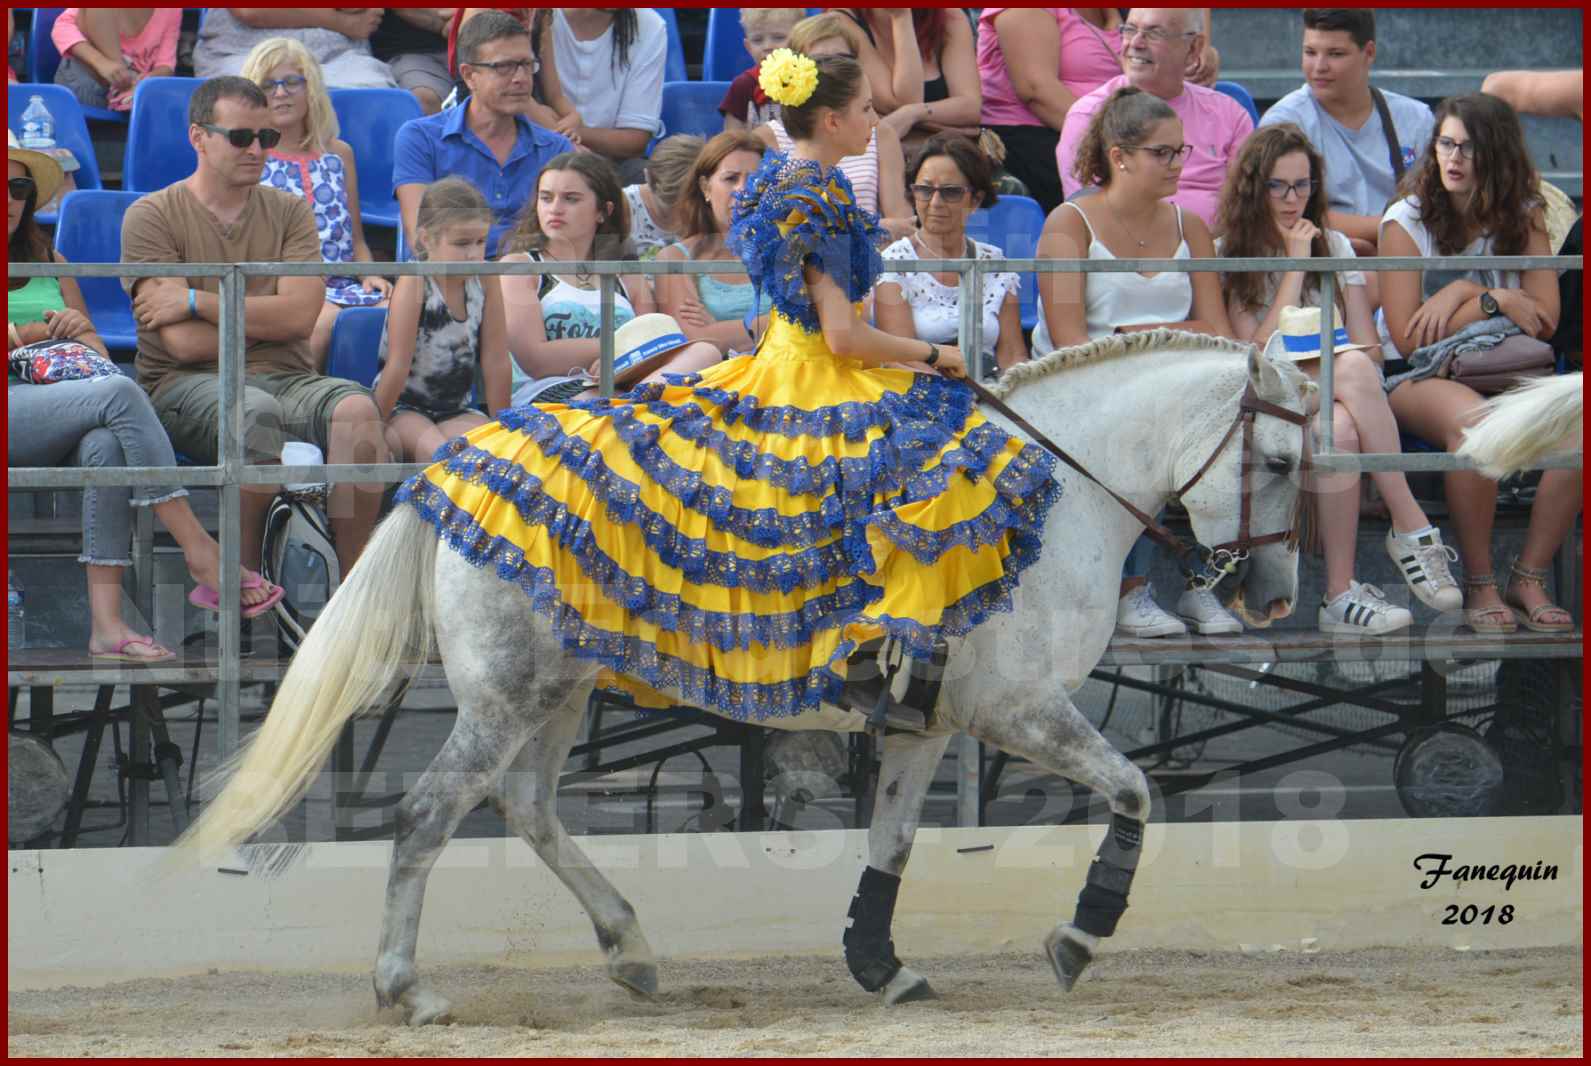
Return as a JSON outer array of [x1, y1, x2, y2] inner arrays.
[[1247, 344, 1287, 400]]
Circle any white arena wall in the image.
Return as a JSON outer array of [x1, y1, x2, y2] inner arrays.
[[8, 817, 1582, 990]]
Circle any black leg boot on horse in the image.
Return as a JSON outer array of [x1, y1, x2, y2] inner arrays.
[[1045, 812, 1144, 991], [843, 867, 937, 1004]]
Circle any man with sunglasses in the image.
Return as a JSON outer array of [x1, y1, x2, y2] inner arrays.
[[120, 76, 391, 580], [1259, 9, 1435, 258], [1056, 8, 1252, 229]]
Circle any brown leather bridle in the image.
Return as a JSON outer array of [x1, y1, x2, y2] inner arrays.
[[967, 378, 1310, 592]]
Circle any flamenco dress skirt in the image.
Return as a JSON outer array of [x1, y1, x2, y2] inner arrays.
[[396, 312, 1061, 721]]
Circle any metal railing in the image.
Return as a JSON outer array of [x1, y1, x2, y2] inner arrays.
[[7, 252, 1583, 757]]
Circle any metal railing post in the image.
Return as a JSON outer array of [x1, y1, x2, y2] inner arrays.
[[1317, 270, 1337, 452], [958, 263, 985, 382], [216, 267, 244, 757], [598, 274, 616, 398]]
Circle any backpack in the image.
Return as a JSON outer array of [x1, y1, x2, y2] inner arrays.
[[260, 488, 341, 655]]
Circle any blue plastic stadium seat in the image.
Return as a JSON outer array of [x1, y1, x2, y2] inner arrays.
[[325, 306, 388, 388], [704, 9, 753, 82], [122, 76, 201, 192], [25, 9, 125, 123], [1213, 80, 1261, 125], [8, 83, 103, 224], [660, 81, 729, 140], [328, 88, 423, 230], [653, 8, 688, 83], [52, 190, 144, 353], [965, 194, 1046, 332]]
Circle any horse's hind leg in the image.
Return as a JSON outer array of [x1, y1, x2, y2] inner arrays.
[[965, 691, 1152, 993], [497, 692, 658, 998], [845, 730, 951, 1005]]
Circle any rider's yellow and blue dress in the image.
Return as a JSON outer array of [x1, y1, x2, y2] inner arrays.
[[397, 155, 1060, 720]]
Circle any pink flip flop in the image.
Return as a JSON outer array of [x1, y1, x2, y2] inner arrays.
[[188, 572, 286, 620], [90, 636, 177, 663]]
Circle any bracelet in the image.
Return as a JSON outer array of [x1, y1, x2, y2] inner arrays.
[[187, 288, 198, 318], [924, 343, 940, 366]]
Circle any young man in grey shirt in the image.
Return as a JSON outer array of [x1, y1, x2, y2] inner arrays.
[[1259, 8, 1434, 256]]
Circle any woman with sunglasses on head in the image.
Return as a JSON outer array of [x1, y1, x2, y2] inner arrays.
[[242, 37, 391, 368], [1378, 93, 1577, 634], [875, 132, 1027, 374], [7, 132, 284, 661], [1218, 123, 1459, 635], [1034, 86, 1239, 640]]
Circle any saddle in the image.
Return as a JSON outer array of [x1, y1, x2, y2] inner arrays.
[[837, 638, 947, 735]]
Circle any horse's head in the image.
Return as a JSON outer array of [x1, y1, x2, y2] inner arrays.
[[1175, 346, 1313, 627]]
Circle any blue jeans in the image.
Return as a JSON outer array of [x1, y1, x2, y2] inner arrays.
[[8, 375, 187, 566], [1122, 508, 1169, 581]]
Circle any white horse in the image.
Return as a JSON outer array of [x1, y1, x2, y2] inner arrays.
[[176, 330, 1311, 1024], [1457, 371, 1583, 479]]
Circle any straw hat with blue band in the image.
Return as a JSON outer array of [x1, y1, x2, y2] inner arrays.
[[611, 313, 693, 384], [1262, 305, 1371, 364]]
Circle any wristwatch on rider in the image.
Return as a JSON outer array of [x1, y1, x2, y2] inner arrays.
[[924, 343, 940, 366], [1479, 290, 1500, 316]]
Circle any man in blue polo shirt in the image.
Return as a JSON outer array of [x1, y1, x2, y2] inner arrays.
[[393, 11, 575, 258]]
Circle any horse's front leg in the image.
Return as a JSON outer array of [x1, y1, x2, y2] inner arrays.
[[964, 689, 1151, 993], [844, 729, 951, 1005]]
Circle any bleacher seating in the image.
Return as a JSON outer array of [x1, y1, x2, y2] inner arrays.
[[325, 306, 388, 388], [25, 8, 123, 123], [654, 8, 688, 85], [327, 87, 423, 230], [659, 81, 730, 141], [1213, 80, 1260, 125], [703, 9, 754, 83], [51, 189, 142, 353], [121, 76, 199, 193], [8, 83, 102, 225], [965, 194, 1046, 333]]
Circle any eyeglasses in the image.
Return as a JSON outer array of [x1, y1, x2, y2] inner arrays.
[[1122, 143, 1194, 166], [1120, 23, 1197, 45], [466, 57, 536, 78], [258, 75, 307, 96], [909, 183, 970, 204], [8, 176, 36, 202], [1433, 136, 1476, 161], [197, 123, 283, 149], [1263, 177, 1315, 201]]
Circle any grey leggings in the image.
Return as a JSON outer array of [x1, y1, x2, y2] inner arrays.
[[7, 375, 188, 567]]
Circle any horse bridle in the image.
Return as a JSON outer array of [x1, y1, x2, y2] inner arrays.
[[966, 378, 1309, 592]]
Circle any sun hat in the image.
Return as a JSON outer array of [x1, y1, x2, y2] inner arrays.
[[612, 313, 692, 384], [1263, 304, 1372, 364], [7, 128, 66, 208]]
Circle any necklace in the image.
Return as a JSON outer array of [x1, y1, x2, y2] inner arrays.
[[911, 228, 968, 260], [1103, 192, 1150, 249]]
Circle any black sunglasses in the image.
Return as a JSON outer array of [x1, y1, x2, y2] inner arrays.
[[910, 183, 970, 204], [197, 123, 283, 150], [8, 176, 37, 202]]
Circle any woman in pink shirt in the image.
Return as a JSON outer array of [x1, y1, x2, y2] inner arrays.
[[52, 8, 180, 112], [976, 8, 1124, 213]]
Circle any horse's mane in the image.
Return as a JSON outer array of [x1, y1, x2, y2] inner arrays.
[[989, 329, 1258, 400]]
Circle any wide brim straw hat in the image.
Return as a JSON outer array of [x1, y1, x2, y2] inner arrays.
[[1537, 177, 1577, 254], [1262, 304, 1372, 364], [612, 313, 692, 383], [7, 128, 66, 208]]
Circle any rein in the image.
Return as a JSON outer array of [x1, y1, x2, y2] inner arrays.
[[965, 376, 1309, 591]]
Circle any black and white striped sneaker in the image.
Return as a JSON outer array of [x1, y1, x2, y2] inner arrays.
[[1384, 529, 1463, 611], [1319, 581, 1413, 636]]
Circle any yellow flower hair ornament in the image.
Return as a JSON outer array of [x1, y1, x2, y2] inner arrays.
[[759, 48, 819, 108]]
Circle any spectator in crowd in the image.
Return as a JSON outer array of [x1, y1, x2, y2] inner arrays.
[[1058, 8, 1252, 229], [829, 10, 981, 152], [394, 11, 575, 260], [1259, 9, 1434, 264], [624, 133, 702, 260], [9, 131, 284, 661], [875, 132, 1027, 375], [756, 13, 914, 240], [7, 11, 16, 83], [721, 8, 806, 132], [1218, 124, 1460, 634], [498, 152, 720, 406], [370, 7, 453, 115], [51, 8, 180, 113], [547, 9, 666, 185], [1036, 87, 1240, 639], [1481, 68, 1583, 122], [654, 131, 768, 354], [447, 10, 579, 136], [1380, 93, 1577, 634], [976, 8, 1126, 215], [374, 177, 509, 463], [194, 8, 397, 89], [243, 37, 390, 366], [120, 77, 390, 578]]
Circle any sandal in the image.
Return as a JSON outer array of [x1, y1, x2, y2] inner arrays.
[[188, 571, 286, 620], [1460, 574, 1518, 635], [1504, 561, 1575, 633], [89, 635, 177, 663]]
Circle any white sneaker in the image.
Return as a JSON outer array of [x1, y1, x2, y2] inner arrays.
[[1115, 585, 1187, 638], [1384, 528, 1463, 611], [1174, 586, 1244, 635], [1318, 581, 1414, 636]]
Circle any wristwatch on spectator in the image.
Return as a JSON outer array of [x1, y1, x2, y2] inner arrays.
[[1479, 290, 1500, 316]]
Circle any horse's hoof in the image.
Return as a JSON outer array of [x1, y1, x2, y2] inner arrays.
[[404, 988, 455, 1027], [609, 960, 658, 1000], [1044, 925, 1093, 993], [882, 966, 937, 1005]]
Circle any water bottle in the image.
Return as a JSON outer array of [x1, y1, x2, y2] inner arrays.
[[19, 95, 55, 149], [8, 573, 24, 651]]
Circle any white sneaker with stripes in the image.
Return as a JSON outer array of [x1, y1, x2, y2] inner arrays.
[[1318, 581, 1413, 636], [1384, 529, 1463, 611]]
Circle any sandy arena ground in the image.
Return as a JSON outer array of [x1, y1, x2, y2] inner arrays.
[[8, 945, 1581, 1057]]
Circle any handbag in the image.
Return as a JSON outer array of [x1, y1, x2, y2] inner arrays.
[[1447, 333, 1556, 394], [7, 339, 120, 385]]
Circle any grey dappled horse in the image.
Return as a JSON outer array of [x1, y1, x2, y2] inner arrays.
[[179, 330, 1311, 1024]]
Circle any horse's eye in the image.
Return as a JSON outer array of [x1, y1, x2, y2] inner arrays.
[[1265, 456, 1293, 475]]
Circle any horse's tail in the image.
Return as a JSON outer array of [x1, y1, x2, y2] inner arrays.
[[1457, 372, 1583, 479], [176, 506, 438, 856]]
